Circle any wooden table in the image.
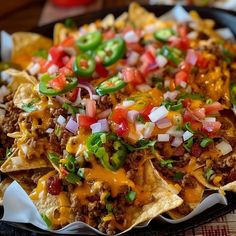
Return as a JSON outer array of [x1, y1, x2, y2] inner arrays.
[[0, 1, 236, 235]]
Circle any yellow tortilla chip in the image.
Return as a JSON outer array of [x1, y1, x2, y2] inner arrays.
[[128, 2, 157, 28], [0, 178, 12, 205], [30, 171, 74, 229], [3, 69, 37, 91], [11, 32, 52, 69], [0, 149, 51, 173]]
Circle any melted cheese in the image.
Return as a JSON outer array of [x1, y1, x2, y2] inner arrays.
[[30, 171, 55, 201], [85, 160, 135, 197]]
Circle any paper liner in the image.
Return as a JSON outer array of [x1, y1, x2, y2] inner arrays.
[[0, 5, 235, 235]]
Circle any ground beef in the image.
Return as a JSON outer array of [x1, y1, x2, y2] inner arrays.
[[173, 154, 191, 168], [226, 169, 236, 183], [2, 95, 21, 134], [176, 202, 192, 216], [97, 95, 113, 110], [191, 142, 204, 157], [181, 174, 197, 188], [98, 221, 116, 235]]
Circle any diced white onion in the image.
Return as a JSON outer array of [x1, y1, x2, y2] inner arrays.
[[156, 54, 167, 68], [90, 122, 102, 133], [216, 141, 232, 156], [136, 123, 145, 133], [136, 84, 152, 92], [98, 119, 109, 132], [122, 100, 135, 107], [186, 85, 192, 93], [183, 130, 193, 141], [167, 126, 184, 137], [180, 81, 187, 88], [127, 110, 139, 123], [185, 49, 198, 66], [57, 115, 66, 125], [163, 91, 179, 101], [21, 144, 28, 156], [66, 117, 79, 134], [156, 118, 172, 129], [48, 64, 59, 74], [144, 24, 156, 33], [143, 122, 155, 138], [187, 31, 198, 40], [28, 63, 40, 75], [123, 31, 139, 43], [171, 137, 183, 147], [204, 117, 216, 122], [0, 85, 10, 103], [158, 134, 170, 142], [127, 51, 140, 66], [149, 105, 169, 122], [164, 80, 170, 89], [46, 128, 54, 134]]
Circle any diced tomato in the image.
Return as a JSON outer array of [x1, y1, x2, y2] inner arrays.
[[122, 67, 144, 85], [182, 97, 191, 108], [111, 107, 128, 124], [49, 46, 67, 67], [86, 99, 96, 118], [197, 53, 209, 69], [65, 56, 75, 69], [40, 60, 54, 73], [178, 25, 188, 38], [47, 176, 62, 195], [49, 74, 66, 90], [170, 37, 189, 51], [204, 102, 223, 115], [202, 121, 221, 134], [127, 43, 144, 53], [183, 110, 196, 123], [140, 105, 154, 120], [139, 50, 156, 75], [175, 70, 188, 86], [68, 87, 79, 102], [103, 30, 116, 40], [192, 108, 205, 120], [78, 115, 97, 128], [60, 35, 75, 47], [115, 119, 129, 137], [180, 61, 192, 73], [95, 63, 108, 78]]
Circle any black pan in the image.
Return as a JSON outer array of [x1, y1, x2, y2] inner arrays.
[[1, 4, 236, 236]]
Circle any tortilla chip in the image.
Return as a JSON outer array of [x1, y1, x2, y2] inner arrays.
[[221, 181, 236, 192], [0, 178, 12, 205], [3, 69, 37, 91], [125, 160, 183, 228], [128, 2, 157, 28], [30, 171, 74, 229], [13, 83, 38, 109], [101, 14, 115, 29], [0, 149, 51, 173], [11, 32, 52, 69]]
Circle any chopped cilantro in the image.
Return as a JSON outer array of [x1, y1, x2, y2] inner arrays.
[[160, 159, 174, 169], [136, 114, 144, 123], [125, 191, 136, 202], [65, 173, 81, 184], [6, 148, 12, 158], [183, 137, 194, 152], [62, 103, 79, 115], [64, 18, 76, 28], [106, 203, 113, 213], [22, 102, 36, 113], [173, 172, 184, 181]]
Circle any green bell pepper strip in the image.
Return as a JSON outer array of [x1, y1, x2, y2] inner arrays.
[[154, 28, 175, 42], [96, 74, 126, 95], [76, 31, 102, 51], [230, 82, 236, 105], [73, 54, 96, 77], [39, 73, 78, 96], [87, 132, 128, 171], [96, 37, 125, 67]]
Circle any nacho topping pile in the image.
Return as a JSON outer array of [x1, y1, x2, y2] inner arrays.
[[1, 2, 236, 235]]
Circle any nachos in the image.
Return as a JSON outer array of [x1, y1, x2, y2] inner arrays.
[[0, 2, 236, 234]]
